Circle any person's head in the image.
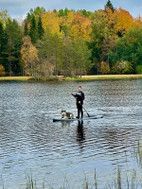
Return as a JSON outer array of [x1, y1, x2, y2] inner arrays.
[[78, 86, 82, 92]]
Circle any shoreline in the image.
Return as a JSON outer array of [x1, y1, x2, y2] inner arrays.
[[1, 74, 142, 82], [0, 76, 32, 81]]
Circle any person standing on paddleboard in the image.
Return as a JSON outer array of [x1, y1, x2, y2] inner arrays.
[[71, 86, 85, 118]]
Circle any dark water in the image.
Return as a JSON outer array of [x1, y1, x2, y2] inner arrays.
[[0, 80, 142, 188]]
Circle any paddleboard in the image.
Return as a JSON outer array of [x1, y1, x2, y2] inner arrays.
[[53, 115, 103, 122]]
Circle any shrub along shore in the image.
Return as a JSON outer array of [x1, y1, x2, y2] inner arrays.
[[1, 74, 142, 82]]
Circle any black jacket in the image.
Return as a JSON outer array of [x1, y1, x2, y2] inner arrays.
[[72, 91, 85, 105]]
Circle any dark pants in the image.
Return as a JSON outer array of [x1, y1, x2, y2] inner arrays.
[[77, 103, 83, 118]]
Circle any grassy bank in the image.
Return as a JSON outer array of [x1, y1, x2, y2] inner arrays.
[[65, 74, 142, 81], [1, 74, 142, 82], [0, 76, 32, 81]]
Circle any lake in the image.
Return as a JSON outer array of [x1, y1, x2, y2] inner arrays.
[[0, 79, 142, 188]]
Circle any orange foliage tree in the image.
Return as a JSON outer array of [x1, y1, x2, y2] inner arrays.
[[104, 7, 134, 37], [112, 8, 134, 36]]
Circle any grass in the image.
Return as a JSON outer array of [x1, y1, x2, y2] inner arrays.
[[0, 76, 32, 81], [22, 168, 140, 189], [21, 141, 142, 189], [1, 74, 142, 82], [65, 74, 142, 81]]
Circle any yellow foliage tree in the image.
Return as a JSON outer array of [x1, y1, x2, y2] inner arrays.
[[21, 36, 39, 79], [100, 61, 110, 74], [112, 8, 133, 36], [42, 11, 61, 35], [71, 13, 91, 40], [104, 8, 134, 37], [61, 12, 91, 40], [0, 65, 6, 76]]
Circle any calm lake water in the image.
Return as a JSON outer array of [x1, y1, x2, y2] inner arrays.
[[0, 80, 142, 188]]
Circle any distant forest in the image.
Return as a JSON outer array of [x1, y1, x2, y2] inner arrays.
[[0, 0, 142, 79]]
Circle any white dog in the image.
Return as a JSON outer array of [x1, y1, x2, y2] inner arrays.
[[61, 110, 75, 119]]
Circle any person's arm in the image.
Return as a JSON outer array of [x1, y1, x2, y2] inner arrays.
[[71, 93, 77, 98]]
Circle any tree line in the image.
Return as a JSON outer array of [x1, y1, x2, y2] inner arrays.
[[1, 1, 142, 78]]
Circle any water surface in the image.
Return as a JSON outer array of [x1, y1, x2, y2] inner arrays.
[[0, 80, 142, 188]]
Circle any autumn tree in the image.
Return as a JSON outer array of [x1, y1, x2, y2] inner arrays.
[[112, 8, 133, 37], [0, 64, 5, 76], [42, 11, 61, 35], [71, 13, 92, 40], [100, 61, 110, 74], [21, 36, 39, 79]]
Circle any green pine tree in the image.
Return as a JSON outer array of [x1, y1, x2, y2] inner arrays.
[[0, 22, 4, 52], [5, 19, 23, 75], [24, 21, 29, 35], [29, 15, 38, 44], [37, 17, 44, 39], [105, 0, 115, 12], [0, 22, 6, 70]]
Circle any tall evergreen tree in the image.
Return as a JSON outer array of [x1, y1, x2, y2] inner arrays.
[[0, 22, 9, 73], [0, 22, 4, 52], [24, 21, 29, 35], [105, 0, 115, 12], [29, 15, 38, 44], [5, 19, 23, 75], [0, 22, 5, 68], [37, 17, 44, 39]]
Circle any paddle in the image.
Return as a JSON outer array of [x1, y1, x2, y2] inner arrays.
[[82, 105, 90, 117], [71, 93, 90, 117]]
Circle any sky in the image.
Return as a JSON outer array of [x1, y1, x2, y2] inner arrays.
[[0, 0, 142, 18]]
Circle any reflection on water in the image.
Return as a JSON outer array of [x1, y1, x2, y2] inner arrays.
[[0, 80, 142, 188], [76, 121, 85, 143]]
